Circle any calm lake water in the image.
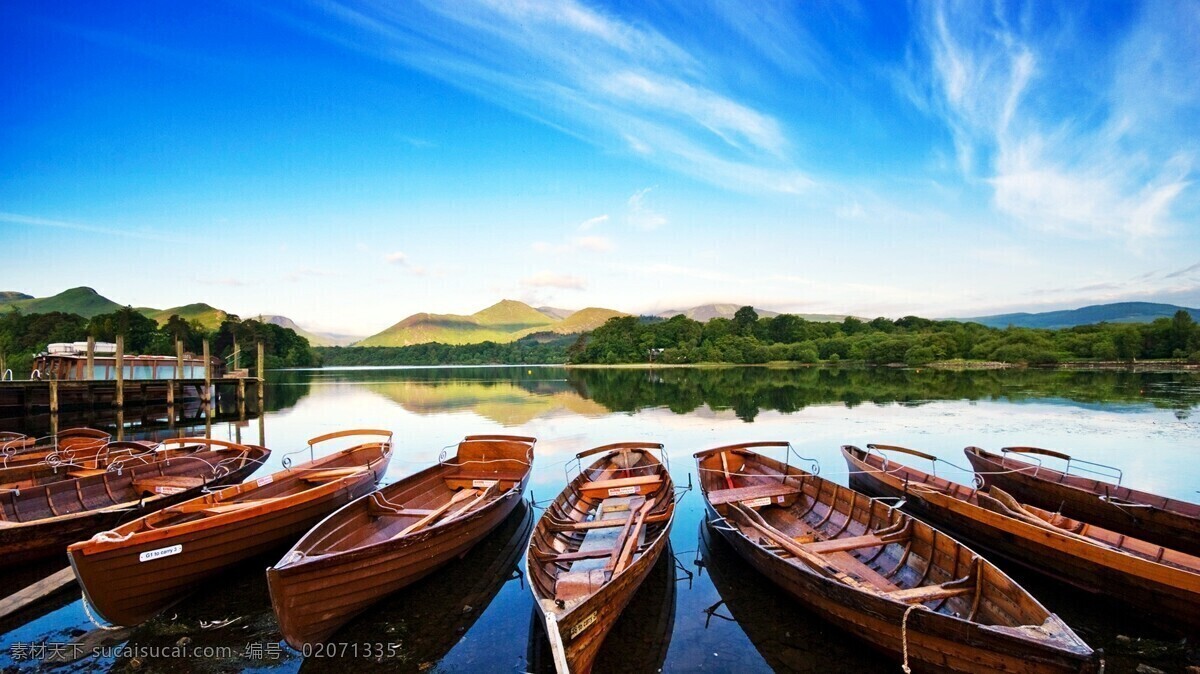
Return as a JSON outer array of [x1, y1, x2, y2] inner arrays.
[[1, 366, 1197, 673]]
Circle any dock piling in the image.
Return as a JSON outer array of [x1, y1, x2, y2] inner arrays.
[[114, 335, 124, 409]]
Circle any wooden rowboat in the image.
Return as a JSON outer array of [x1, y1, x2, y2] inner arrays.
[[267, 434, 535, 648], [0, 440, 158, 490], [0, 428, 110, 468], [845, 444, 1200, 634], [696, 442, 1097, 674], [965, 445, 1200, 557], [527, 442, 676, 674], [68, 429, 392, 626], [0, 432, 35, 454], [0, 437, 269, 566]]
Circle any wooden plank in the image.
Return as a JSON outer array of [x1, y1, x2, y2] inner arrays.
[[801, 533, 884, 554], [301, 467, 368, 483], [580, 475, 661, 491], [396, 489, 477, 538], [888, 583, 971, 604], [708, 482, 801, 506], [0, 567, 76, 621]]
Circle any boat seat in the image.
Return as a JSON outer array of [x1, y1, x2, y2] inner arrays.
[[887, 582, 972, 604], [554, 495, 645, 603], [68, 469, 108, 478], [800, 534, 884, 554], [443, 470, 525, 490], [578, 475, 662, 498], [301, 467, 369, 484], [708, 482, 801, 507], [197, 498, 282, 516], [133, 476, 205, 496]]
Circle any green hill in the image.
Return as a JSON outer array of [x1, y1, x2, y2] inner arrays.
[[144, 302, 229, 329], [516, 307, 627, 337], [0, 287, 123, 317], [471, 299, 556, 332]]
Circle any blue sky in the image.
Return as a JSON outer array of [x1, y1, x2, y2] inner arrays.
[[1, 0, 1198, 335]]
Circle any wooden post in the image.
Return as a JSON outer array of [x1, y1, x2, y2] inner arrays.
[[257, 341, 266, 406], [114, 335, 124, 409], [233, 335, 239, 371], [115, 407, 124, 441], [48, 380, 58, 413], [202, 340, 211, 403], [175, 339, 184, 378], [258, 412, 265, 448], [86, 336, 95, 380]]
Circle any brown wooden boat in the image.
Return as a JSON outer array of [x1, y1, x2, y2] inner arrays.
[[0, 440, 159, 489], [267, 434, 535, 648], [845, 443, 1200, 634], [527, 442, 676, 674], [0, 437, 269, 565], [68, 429, 393, 626], [696, 441, 1097, 674], [0, 432, 35, 454], [965, 445, 1200, 557], [0, 428, 110, 468]]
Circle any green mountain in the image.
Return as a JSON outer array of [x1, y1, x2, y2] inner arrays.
[[962, 302, 1200, 329], [258, 315, 362, 347], [359, 301, 627, 347], [471, 299, 556, 331], [516, 307, 627, 337], [0, 287, 123, 317], [143, 303, 229, 329], [656, 303, 781, 321]]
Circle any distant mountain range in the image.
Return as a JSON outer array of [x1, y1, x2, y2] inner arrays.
[[5, 287, 1196, 348], [961, 302, 1200, 329], [0, 287, 359, 346]]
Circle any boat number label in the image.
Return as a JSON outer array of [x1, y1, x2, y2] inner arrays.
[[608, 486, 638, 496], [257, 475, 274, 487], [154, 486, 185, 495], [139, 544, 182, 563], [568, 612, 597, 640], [472, 479, 498, 488], [742, 496, 771, 507]]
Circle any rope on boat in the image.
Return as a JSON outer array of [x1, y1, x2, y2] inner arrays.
[[900, 603, 929, 673], [89, 530, 133, 543], [80, 591, 124, 632]]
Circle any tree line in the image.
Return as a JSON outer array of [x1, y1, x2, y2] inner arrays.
[[0, 306, 321, 376], [568, 307, 1200, 366], [317, 336, 572, 367]]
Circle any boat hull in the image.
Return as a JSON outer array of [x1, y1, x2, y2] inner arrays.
[[966, 447, 1200, 558], [69, 473, 379, 626], [267, 478, 528, 648], [848, 452, 1200, 634], [705, 502, 1093, 674]]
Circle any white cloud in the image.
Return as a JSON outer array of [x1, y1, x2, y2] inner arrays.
[[626, 187, 667, 230], [532, 235, 614, 254], [914, 3, 1197, 241], [385, 251, 408, 264], [521, 272, 586, 290], [578, 214, 608, 231]]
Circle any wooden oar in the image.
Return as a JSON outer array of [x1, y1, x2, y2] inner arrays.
[[720, 451, 735, 490], [443, 482, 497, 522], [396, 489, 478, 538]]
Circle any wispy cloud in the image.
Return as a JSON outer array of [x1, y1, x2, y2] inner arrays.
[[0, 211, 182, 242], [912, 2, 1197, 241], [532, 235, 614, 254], [578, 214, 608, 231], [284, 267, 334, 282], [626, 187, 666, 230], [521, 271, 586, 290], [276, 0, 810, 194], [384, 251, 408, 264]]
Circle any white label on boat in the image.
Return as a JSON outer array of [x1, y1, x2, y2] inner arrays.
[[777, 495, 785, 503], [742, 497, 771, 507], [608, 486, 638, 496], [257, 475, 274, 487], [154, 486, 184, 495], [472, 479, 498, 488], [139, 544, 182, 562], [568, 612, 597, 640]]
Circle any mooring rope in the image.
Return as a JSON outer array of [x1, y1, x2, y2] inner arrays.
[[89, 530, 133, 543], [900, 603, 929, 673]]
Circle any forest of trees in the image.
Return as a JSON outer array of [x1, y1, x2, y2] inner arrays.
[[0, 306, 321, 376], [317, 336, 572, 366], [568, 307, 1200, 366]]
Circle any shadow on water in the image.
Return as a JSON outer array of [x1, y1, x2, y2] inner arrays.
[[696, 520, 892, 673], [526, 542, 678, 674]]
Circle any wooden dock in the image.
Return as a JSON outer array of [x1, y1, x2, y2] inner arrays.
[[0, 377, 263, 418]]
